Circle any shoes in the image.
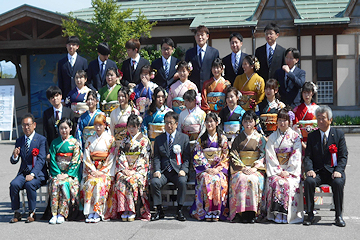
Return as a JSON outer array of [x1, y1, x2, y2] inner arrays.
[[205, 213, 212, 222], [211, 214, 219, 222], [49, 216, 57, 224], [231, 213, 242, 223], [151, 208, 165, 221], [274, 213, 282, 224], [93, 213, 101, 223], [128, 212, 136, 222], [303, 214, 315, 226], [281, 214, 287, 224], [56, 215, 65, 224], [335, 216, 346, 227], [9, 211, 22, 223], [121, 211, 128, 222], [25, 211, 36, 223], [176, 210, 186, 222], [86, 213, 94, 223]]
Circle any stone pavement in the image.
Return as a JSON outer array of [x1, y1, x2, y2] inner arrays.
[[0, 134, 359, 240]]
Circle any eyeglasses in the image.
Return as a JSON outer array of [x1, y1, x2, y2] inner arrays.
[[22, 123, 34, 128], [165, 121, 176, 125], [161, 47, 173, 51]]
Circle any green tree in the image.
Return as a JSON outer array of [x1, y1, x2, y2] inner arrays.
[[61, 0, 156, 66]]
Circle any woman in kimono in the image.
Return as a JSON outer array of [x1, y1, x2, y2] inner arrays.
[[141, 87, 172, 147], [48, 118, 81, 224], [265, 107, 303, 224], [178, 89, 206, 151], [133, 65, 158, 116], [167, 61, 198, 114], [105, 114, 151, 221], [81, 114, 116, 223], [98, 67, 122, 116], [201, 58, 231, 114], [234, 55, 265, 111], [110, 86, 140, 147], [76, 90, 105, 149], [191, 112, 229, 221], [228, 111, 266, 223], [219, 87, 246, 148]]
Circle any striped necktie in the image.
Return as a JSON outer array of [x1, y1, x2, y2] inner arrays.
[[166, 135, 174, 172], [234, 54, 240, 73], [164, 61, 169, 78], [25, 137, 30, 156], [268, 46, 274, 66]]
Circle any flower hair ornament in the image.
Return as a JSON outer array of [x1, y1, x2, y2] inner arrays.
[[150, 69, 157, 80], [288, 111, 295, 122], [222, 65, 225, 76], [310, 82, 318, 93], [196, 94, 202, 105], [254, 57, 260, 71], [118, 69, 123, 80], [188, 62, 193, 71]]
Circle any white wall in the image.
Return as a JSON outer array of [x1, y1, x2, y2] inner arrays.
[[316, 35, 333, 56], [337, 35, 355, 56], [337, 59, 356, 106]]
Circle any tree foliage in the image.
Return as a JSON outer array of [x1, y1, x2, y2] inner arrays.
[[61, 0, 156, 65]]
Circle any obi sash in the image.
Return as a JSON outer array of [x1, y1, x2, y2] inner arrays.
[[207, 92, 225, 112], [223, 121, 241, 139], [102, 101, 120, 116], [276, 152, 291, 166], [83, 126, 96, 144], [114, 123, 127, 142], [124, 152, 141, 168], [148, 123, 165, 140], [90, 151, 109, 170], [239, 151, 259, 167], [239, 91, 256, 109], [71, 102, 89, 117], [172, 97, 185, 114], [136, 97, 148, 114], [260, 114, 278, 132], [203, 147, 222, 167], [298, 120, 318, 139], [56, 152, 73, 172], [182, 124, 201, 142]]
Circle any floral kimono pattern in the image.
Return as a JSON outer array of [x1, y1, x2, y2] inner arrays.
[[48, 136, 81, 218], [265, 128, 304, 223], [133, 81, 158, 116], [190, 134, 229, 220], [76, 109, 104, 149], [167, 80, 198, 113], [141, 105, 173, 142], [105, 133, 151, 220], [65, 86, 92, 116], [81, 131, 116, 218], [293, 102, 319, 142], [201, 77, 231, 113]]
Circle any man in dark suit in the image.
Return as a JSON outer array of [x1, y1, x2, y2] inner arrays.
[[303, 105, 348, 227], [222, 32, 248, 85], [58, 36, 88, 98], [255, 23, 286, 81], [87, 42, 118, 91], [120, 38, 150, 88], [151, 111, 190, 221], [151, 37, 180, 91], [185, 25, 219, 90], [9, 113, 48, 223], [274, 47, 305, 108], [43, 86, 75, 150]]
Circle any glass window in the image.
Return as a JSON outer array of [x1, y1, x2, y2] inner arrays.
[[0, 61, 17, 79], [316, 60, 333, 104], [261, 0, 292, 20]]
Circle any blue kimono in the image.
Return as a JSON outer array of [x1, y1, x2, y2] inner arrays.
[[134, 82, 158, 116], [141, 106, 172, 142], [76, 109, 104, 149]]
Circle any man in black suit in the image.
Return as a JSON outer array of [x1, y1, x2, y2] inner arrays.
[[185, 25, 219, 90], [303, 105, 348, 227], [151, 112, 190, 221], [43, 86, 75, 151], [87, 42, 118, 91], [274, 47, 305, 108], [222, 32, 248, 85], [9, 113, 48, 223], [255, 23, 286, 81], [151, 37, 180, 91], [58, 36, 88, 98], [120, 38, 150, 88]]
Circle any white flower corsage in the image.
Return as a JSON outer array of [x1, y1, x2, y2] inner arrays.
[[173, 144, 182, 165]]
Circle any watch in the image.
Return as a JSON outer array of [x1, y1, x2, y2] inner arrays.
[[30, 173, 35, 177]]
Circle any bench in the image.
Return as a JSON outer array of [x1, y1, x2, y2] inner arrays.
[[314, 184, 335, 210], [20, 185, 49, 213], [161, 181, 195, 207]]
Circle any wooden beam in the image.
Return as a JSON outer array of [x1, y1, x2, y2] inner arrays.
[[7, 28, 10, 40], [0, 37, 66, 49], [12, 55, 26, 96], [344, 0, 357, 17], [11, 27, 32, 40], [284, 0, 301, 19], [0, 35, 6, 41], [32, 19, 37, 40], [252, 0, 267, 21], [355, 34, 359, 105], [333, 35, 337, 106], [38, 25, 59, 39]]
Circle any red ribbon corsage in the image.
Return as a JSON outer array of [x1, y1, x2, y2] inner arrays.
[[118, 69, 123, 80], [32, 148, 39, 156], [329, 144, 338, 167], [129, 92, 136, 101]]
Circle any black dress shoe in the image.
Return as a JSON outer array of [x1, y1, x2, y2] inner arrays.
[[335, 216, 346, 227], [231, 213, 242, 223], [176, 210, 186, 221], [9, 212, 22, 223], [303, 215, 315, 226], [151, 209, 165, 221]]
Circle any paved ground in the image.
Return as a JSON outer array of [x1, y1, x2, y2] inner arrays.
[[0, 134, 359, 240]]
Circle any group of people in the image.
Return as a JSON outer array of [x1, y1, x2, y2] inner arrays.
[[8, 22, 347, 227]]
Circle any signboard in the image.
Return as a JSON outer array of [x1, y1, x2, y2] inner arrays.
[[0, 85, 15, 131]]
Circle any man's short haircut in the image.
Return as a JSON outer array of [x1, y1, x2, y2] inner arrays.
[[229, 32, 243, 42], [66, 36, 80, 45], [161, 37, 175, 48], [46, 86, 62, 100], [315, 105, 333, 120], [194, 25, 209, 35], [97, 42, 111, 55], [125, 38, 141, 51], [22, 113, 35, 123], [285, 47, 300, 59], [264, 22, 280, 34], [164, 111, 179, 123]]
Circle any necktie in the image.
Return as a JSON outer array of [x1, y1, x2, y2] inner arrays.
[[234, 54, 240, 74], [268, 47, 274, 66], [55, 110, 60, 121], [323, 134, 327, 153], [132, 60, 136, 72], [166, 135, 174, 172], [25, 137, 30, 156], [70, 57, 74, 67], [285, 75, 289, 89], [164, 61, 169, 79], [199, 49, 203, 66], [100, 62, 105, 78]]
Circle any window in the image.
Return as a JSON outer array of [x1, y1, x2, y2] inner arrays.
[[0, 60, 16, 79], [261, 0, 292, 20], [316, 60, 333, 104]]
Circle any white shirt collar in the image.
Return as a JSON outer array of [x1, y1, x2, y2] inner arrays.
[[131, 54, 140, 64], [98, 56, 107, 65], [232, 50, 242, 58], [320, 127, 331, 139], [53, 105, 63, 113], [162, 56, 171, 65], [197, 44, 207, 53], [166, 130, 177, 140], [68, 52, 77, 61], [266, 42, 277, 51], [25, 130, 36, 142]]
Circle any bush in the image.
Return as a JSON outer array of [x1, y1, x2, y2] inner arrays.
[[332, 115, 360, 126]]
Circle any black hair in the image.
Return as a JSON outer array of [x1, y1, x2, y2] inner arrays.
[[211, 58, 224, 69], [164, 111, 179, 123], [148, 86, 167, 115], [161, 37, 175, 48], [241, 110, 258, 125], [57, 118, 73, 130], [194, 25, 209, 35], [46, 86, 62, 100], [66, 36, 80, 45], [21, 113, 35, 124], [277, 106, 293, 122], [176, 61, 191, 72], [265, 79, 281, 100], [300, 82, 316, 103], [75, 69, 87, 79], [86, 90, 98, 101], [125, 38, 140, 51], [285, 47, 300, 59], [106, 67, 120, 77], [264, 22, 280, 34], [183, 89, 197, 102], [127, 113, 141, 128], [200, 112, 222, 148], [118, 86, 131, 103], [140, 65, 152, 75], [243, 55, 259, 72], [225, 87, 240, 99], [229, 32, 243, 42]]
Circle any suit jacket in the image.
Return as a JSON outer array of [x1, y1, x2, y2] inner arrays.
[[151, 56, 180, 91], [10, 132, 48, 180], [304, 127, 348, 175], [58, 54, 88, 98], [120, 56, 150, 86], [87, 58, 118, 91], [274, 67, 306, 108], [222, 51, 247, 85], [255, 43, 286, 81], [153, 131, 190, 174], [185, 45, 219, 90], [43, 106, 75, 148]]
